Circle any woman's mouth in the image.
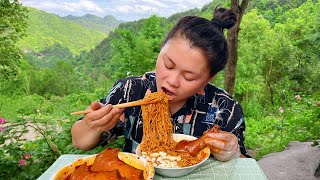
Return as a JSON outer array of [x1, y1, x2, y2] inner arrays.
[[161, 87, 175, 99]]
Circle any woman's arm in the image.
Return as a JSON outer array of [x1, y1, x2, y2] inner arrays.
[[71, 102, 124, 150], [71, 119, 101, 150]]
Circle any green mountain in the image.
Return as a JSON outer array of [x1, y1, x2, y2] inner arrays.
[[17, 8, 107, 55], [62, 14, 121, 34]]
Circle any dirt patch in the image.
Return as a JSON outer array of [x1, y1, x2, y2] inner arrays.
[[3, 122, 62, 145]]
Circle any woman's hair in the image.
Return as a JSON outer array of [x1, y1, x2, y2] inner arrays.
[[161, 7, 236, 76]]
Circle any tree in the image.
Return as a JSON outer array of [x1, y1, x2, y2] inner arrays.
[[0, 0, 28, 78], [105, 15, 168, 82], [224, 0, 249, 95]]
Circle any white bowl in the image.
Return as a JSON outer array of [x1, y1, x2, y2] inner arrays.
[[136, 134, 211, 177]]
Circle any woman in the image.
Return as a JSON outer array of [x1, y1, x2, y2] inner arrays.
[[71, 7, 251, 161]]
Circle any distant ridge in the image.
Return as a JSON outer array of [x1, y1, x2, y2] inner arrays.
[[63, 14, 121, 34], [17, 7, 108, 55]]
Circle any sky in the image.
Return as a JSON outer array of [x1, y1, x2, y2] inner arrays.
[[21, 0, 212, 22]]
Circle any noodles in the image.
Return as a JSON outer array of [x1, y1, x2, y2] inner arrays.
[[139, 92, 205, 167], [139, 92, 175, 152]]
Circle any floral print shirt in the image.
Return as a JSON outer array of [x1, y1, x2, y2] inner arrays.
[[99, 72, 251, 157]]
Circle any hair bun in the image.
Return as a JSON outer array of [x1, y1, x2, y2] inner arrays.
[[211, 7, 236, 30]]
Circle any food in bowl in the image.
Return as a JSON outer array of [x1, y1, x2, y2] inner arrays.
[[136, 134, 211, 177], [128, 92, 211, 177], [53, 148, 154, 180], [138, 93, 208, 167]]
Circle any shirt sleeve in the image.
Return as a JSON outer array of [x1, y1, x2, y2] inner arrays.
[[212, 92, 251, 158], [229, 103, 251, 158]]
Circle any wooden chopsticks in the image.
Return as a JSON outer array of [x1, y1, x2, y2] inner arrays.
[[70, 99, 157, 115]]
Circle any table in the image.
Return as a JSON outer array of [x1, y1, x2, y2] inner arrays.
[[37, 154, 268, 180]]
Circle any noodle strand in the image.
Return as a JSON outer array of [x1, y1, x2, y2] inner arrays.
[[139, 92, 204, 167]]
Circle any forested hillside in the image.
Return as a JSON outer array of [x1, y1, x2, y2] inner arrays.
[[0, 0, 319, 179], [63, 14, 121, 34], [17, 8, 108, 54], [76, 15, 170, 83]]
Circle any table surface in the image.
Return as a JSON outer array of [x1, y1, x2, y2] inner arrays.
[[38, 154, 268, 180]]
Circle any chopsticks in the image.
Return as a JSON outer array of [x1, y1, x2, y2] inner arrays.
[[70, 99, 158, 115]]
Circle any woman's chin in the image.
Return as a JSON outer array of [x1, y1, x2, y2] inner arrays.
[[169, 97, 183, 105], [167, 94, 176, 101]]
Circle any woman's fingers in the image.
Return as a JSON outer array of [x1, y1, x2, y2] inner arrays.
[[96, 108, 124, 131], [85, 104, 114, 123], [213, 144, 241, 161], [90, 101, 104, 111], [83, 104, 124, 131], [204, 132, 241, 161], [92, 104, 113, 119], [205, 132, 238, 150], [206, 131, 235, 141], [204, 138, 226, 149]]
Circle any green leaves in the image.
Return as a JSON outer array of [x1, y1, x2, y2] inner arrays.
[[105, 15, 168, 82], [0, 0, 28, 43], [0, 0, 28, 78]]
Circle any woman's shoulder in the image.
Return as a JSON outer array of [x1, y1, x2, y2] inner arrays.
[[116, 71, 156, 82], [204, 84, 243, 114], [115, 72, 155, 85], [206, 83, 230, 95], [205, 83, 239, 103], [112, 72, 157, 94]]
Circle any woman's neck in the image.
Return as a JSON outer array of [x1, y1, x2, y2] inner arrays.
[[169, 100, 187, 115]]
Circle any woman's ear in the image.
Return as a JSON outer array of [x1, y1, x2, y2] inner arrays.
[[197, 88, 205, 95], [197, 73, 217, 95], [207, 73, 217, 82]]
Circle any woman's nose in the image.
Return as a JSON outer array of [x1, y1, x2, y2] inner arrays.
[[167, 73, 180, 88]]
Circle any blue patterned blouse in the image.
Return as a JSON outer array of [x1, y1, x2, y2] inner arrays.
[[99, 72, 251, 157]]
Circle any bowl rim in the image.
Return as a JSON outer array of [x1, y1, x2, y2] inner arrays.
[[52, 154, 97, 180], [52, 151, 153, 180], [136, 133, 211, 170]]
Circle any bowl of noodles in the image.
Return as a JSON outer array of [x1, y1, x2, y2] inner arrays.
[[134, 92, 211, 177], [136, 134, 211, 177]]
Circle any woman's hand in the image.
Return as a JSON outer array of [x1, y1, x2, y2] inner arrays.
[[71, 101, 124, 150], [83, 101, 124, 133], [204, 131, 241, 161]]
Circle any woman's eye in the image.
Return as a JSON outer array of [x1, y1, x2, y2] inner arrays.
[[165, 64, 173, 69], [183, 75, 195, 81], [164, 62, 174, 69]]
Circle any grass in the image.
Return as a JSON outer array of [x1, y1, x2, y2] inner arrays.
[[245, 95, 320, 159]]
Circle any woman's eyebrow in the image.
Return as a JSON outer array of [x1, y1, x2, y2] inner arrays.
[[163, 53, 176, 65], [164, 53, 200, 76]]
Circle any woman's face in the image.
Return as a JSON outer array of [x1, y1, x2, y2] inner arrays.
[[156, 36, 213, 106]]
